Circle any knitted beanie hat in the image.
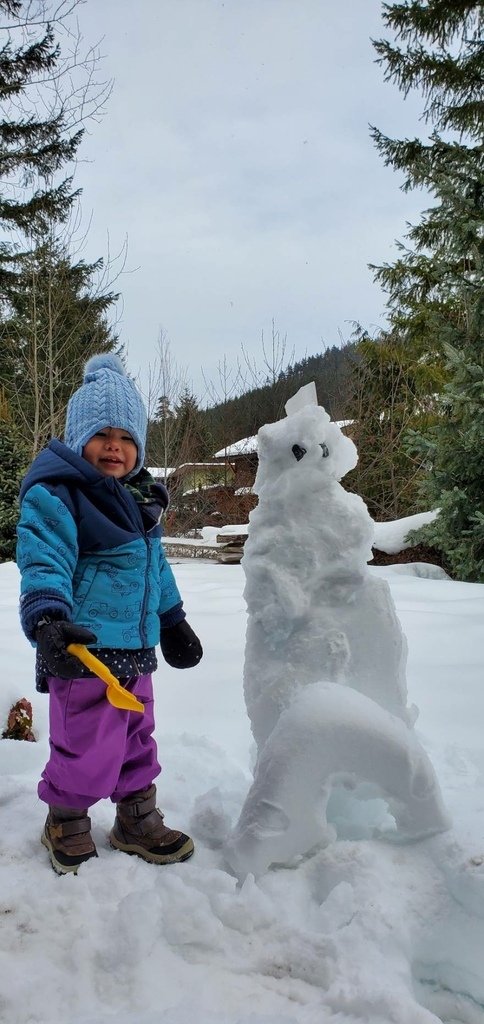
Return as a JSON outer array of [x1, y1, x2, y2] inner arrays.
[[64, 353, 147, 476]]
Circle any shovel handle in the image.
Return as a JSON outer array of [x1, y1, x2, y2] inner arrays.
[[67, 643, 121, 687], [66, 643, 145, 713]]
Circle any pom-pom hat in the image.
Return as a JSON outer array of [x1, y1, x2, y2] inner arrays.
[[64, 353, 147, 476]]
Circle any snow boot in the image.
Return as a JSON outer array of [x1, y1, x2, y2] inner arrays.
[[41, 806, 98, 875], [109, 784, 194, 864]]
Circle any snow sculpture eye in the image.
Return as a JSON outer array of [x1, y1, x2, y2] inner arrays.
[[292, 444, 307, 462], [320, 443, 329, 458]]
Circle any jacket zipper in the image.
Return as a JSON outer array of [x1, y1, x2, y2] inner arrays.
[[139, 536, 150, 647], [116, 483, 150, 648]]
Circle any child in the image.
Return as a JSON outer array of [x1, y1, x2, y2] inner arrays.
[[16, 353, 203, 874]]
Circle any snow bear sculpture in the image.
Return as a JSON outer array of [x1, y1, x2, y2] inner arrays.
[[225, 390, 449, 878]]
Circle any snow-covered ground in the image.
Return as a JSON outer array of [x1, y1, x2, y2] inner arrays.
[[1, 557, 484, 1024]]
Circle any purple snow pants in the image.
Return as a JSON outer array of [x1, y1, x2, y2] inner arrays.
[[38, 673, 161, 809]]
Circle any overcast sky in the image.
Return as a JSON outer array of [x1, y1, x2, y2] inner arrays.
[[75, 0, 428, 407]]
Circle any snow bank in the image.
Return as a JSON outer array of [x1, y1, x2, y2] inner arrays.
[[373, 510, 438, 554]]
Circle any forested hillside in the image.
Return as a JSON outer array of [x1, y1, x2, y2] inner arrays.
[[199, 344, 355, 453]]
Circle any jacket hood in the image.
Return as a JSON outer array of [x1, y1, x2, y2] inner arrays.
[[20, 439, 108, 500]]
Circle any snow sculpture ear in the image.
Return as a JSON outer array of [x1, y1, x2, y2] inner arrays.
[[285, 381, 318, 416], [324, 422, 358, 479]]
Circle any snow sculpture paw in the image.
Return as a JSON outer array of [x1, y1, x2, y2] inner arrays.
[[225, 684, 450, 880]]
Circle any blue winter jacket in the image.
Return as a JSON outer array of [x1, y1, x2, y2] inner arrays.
[[17, 439, 183, 648]]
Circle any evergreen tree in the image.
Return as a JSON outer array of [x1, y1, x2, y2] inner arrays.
[[345, 329, 446, 519], [371, 1, 484, 580], [0, 2, 117, 456], [172, 389, 213, 464], [0, 0, 83, 287], [0, 391, 28, 561], [154, 394, 173, 423], [409, 325, 484, 580], [0, 239, 118, 455], [146, 395, 177, 472]]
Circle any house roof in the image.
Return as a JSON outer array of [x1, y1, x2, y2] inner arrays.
[[213, 436, 258, 458], [174, 461, 229, 471], [147, 467, 175, 478]]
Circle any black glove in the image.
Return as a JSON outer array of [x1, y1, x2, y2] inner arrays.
[[160, 620, 203, 669], [35, 619, 98, 679]]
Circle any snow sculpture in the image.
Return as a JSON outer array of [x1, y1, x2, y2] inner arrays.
[[225, 387, 449, 878]]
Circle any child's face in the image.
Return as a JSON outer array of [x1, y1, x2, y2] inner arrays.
[[82, 427, 138, 478]]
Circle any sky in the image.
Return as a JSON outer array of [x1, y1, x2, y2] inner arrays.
[[74, 0, 429, 405]]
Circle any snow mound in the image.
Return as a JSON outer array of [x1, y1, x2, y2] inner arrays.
[[373, 510, 438, 554]]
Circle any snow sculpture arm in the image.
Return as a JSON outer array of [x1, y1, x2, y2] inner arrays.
[[243, 554, 310, 648]]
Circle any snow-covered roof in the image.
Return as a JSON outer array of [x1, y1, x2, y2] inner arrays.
[[213, 436, 258, 458], [175, 462, 226, 471], [147, 466, 175, 478]]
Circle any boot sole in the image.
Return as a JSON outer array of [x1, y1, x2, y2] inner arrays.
[[109, 830, 194, 864], [41, 830, 97, 875]]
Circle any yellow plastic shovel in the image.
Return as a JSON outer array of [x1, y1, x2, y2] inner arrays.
[[67, 643, 145, 714]]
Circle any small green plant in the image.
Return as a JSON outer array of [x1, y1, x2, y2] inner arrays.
[[2, 698, 36, 742]]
